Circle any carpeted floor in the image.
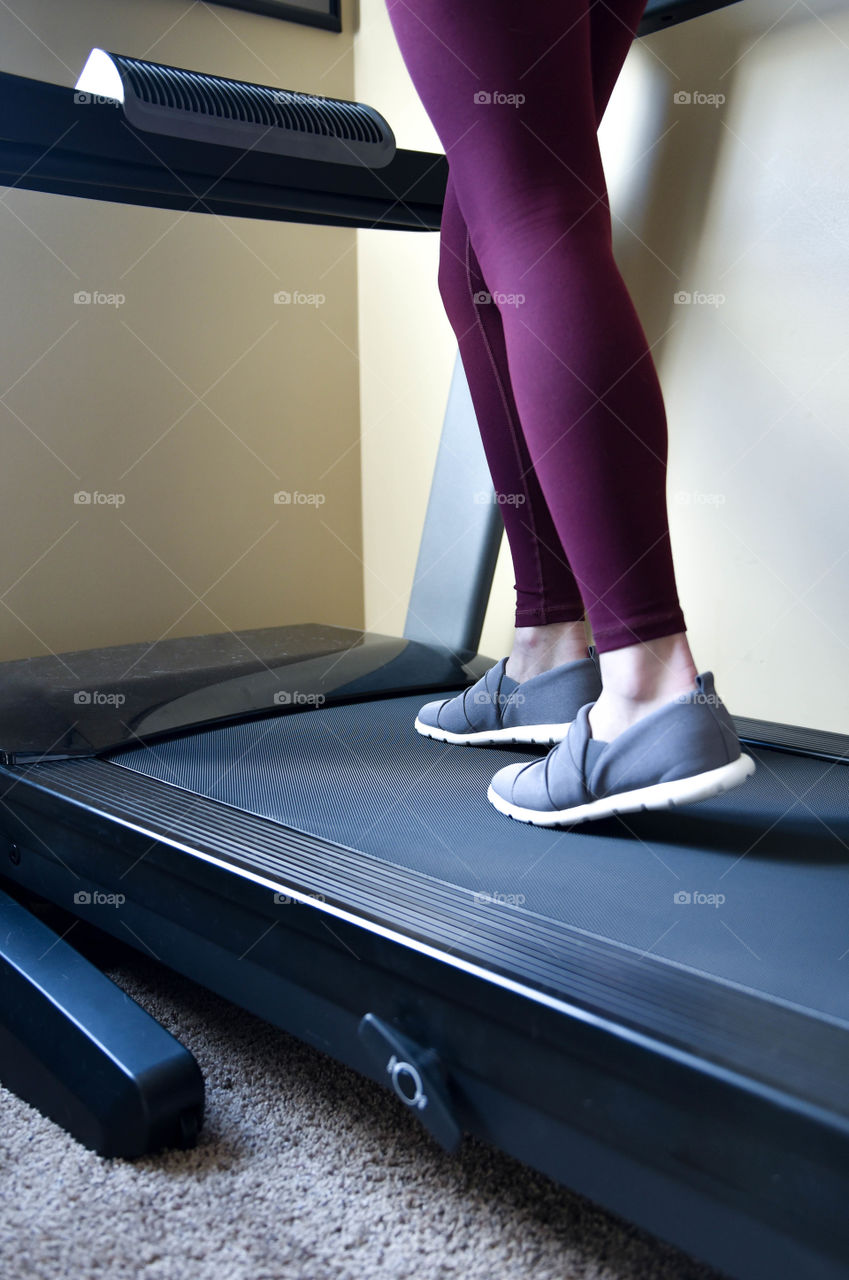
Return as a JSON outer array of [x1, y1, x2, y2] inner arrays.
[[0, 933, 727, 1280]]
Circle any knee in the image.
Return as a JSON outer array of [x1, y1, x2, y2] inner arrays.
[[438, 234, 493, 319]]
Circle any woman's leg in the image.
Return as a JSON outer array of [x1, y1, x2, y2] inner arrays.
[[438, 174, 590, 680], [386, 0, 696, 734], [434, 3, 656, 681]]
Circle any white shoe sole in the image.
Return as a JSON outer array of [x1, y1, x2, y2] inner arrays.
[[488, 752, 757, 827], [414, 717, 573, 747]]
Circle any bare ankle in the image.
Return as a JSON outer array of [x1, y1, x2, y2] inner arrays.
[[597, 632, 698, 703], [507, 619, 589, 681]]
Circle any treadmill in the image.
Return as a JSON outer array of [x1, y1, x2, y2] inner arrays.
[[2, 4, 848, 1278]]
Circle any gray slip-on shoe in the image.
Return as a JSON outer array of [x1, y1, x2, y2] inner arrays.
[[415, 648, 602, 747], [488, 671, 756, 825]]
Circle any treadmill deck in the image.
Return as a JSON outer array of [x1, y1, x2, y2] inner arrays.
[[105, 691, 849, 1029]]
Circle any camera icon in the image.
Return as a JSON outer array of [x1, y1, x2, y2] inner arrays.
[[472, 290, 492, 305], [673, 291, 691, 305], [673, 890, 692, 905], [74, 291, 92, 305], [74, 92, 91, 105], [73, 890, 92, 904], [474, 91, 492, 105], [73, 691, 92, 704], [274, 491, 292, 504], [74, 491, 92, 504], [274, 291, 291, 304], [673, 91, 691, 105], [273, 691, 292, 705], [273, 892, 292, 904]]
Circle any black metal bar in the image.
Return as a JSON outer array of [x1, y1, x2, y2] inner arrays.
[[404, 353, 504, 656], [0, 882, 204, 1156]]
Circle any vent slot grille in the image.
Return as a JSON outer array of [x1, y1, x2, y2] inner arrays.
[[116, 55, 383, 145]]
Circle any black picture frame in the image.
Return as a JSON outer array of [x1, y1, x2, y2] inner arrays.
[[205, 0, 341, 32]]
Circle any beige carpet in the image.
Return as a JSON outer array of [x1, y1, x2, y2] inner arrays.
[[0, 941, 725, 1280]]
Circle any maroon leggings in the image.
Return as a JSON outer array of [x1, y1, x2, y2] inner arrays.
[[385, 0, 687, 654]]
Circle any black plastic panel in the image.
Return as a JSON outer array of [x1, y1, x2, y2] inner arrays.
[[0, 625, 488, 763], [0, 883, 203, 1155], [733, 715, 849, 763], [103, 51, 396, 168]]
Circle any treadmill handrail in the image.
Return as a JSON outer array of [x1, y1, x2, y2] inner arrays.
[[0, 70, 446, 231]]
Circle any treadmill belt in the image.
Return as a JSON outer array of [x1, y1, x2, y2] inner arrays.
[[110, 693, 849, 1026]]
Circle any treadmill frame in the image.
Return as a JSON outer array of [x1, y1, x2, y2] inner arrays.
[[2, 735, 849, 1280]]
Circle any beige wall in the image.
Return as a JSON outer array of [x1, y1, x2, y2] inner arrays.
[[356, 1, 849, 733], [0, 0, 363, 661]]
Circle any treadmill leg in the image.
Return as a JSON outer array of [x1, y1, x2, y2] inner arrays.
[[0, 883, 204, 1157]]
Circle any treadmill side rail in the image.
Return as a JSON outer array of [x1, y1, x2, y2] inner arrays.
[[0, 884, 204, 1157]]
